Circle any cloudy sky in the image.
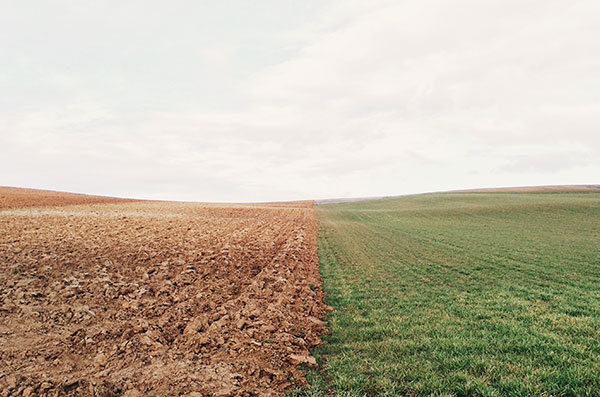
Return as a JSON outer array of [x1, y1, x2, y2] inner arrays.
[[1, 1, 599, 202]]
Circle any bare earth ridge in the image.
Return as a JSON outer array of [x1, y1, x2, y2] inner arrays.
[[0, 187, 138, 210], [0, 188, 330, 396]]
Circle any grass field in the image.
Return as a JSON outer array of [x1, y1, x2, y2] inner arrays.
[[297, 192, 600, 396]]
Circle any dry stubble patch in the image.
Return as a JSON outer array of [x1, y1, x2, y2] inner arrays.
[[0, 192, 329, 396]]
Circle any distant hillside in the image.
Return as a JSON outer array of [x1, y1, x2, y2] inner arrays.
[[315, 196, 388, 205], [317, 185, 600, 205], [453, 185, 600, 193], [0, 187, 137, 210]]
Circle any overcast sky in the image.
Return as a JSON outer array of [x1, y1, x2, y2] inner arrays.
[[1, 1, 599, 202]]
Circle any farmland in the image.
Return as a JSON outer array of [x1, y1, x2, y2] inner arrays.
[[301, 191, 600, 395], [0, 187, 137, 210], [3, 187, 600, 396], [0, 188, 328, 396]]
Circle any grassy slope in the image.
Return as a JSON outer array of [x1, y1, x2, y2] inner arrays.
[[296, 192, 600, 396]]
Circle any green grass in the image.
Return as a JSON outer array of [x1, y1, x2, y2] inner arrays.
[[294, 192, 600, 396]]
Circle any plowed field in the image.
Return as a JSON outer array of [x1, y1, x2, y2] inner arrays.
[[0, 187, 137, 209], [0, 188, 329, 396]]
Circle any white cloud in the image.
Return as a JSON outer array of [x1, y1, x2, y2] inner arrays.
[[1, 0, 599, 201]]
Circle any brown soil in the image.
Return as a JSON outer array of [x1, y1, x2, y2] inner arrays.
[[0, 189, 330, 396], [0, 187, 137, 210]]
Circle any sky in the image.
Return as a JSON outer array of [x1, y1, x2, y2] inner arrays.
[[1, 0, 599, 202]]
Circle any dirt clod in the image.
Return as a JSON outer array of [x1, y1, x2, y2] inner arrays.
[[289, 354, 317, 367]]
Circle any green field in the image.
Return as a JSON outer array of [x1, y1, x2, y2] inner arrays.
[[297, 192, 600, 396]]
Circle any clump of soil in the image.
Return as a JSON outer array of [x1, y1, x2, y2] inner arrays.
[[0, 190, 330, 396]]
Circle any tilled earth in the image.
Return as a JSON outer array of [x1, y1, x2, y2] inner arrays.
[[0, 187, 137, 210], [0, 189, 329, 396]]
